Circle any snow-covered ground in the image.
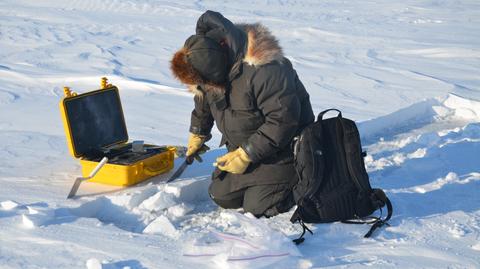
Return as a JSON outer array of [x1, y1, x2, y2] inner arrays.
[[0, 1, 479, 268]]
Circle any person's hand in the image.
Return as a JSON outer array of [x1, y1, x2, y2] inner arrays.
[[186, 133, 209, 157], [215, 147, 251, 174]]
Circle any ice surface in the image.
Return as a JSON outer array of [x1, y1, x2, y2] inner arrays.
[[22, 206, 55, 228], [0, 0, 479, 268], [167, 203, 194, 219], [86, 258, 102, 269], [0, 200, 19, 210], [143, 215, 179, 238], [182, 211, 301, 269]]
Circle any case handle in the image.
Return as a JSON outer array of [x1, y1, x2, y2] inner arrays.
[[143, 160, 169, 176]]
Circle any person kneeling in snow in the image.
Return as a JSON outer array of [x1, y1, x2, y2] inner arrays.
[[170, 11, 314, 217]]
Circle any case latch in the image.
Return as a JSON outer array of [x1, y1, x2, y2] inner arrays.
[[101, 77, 113, 89], [63, 86, 77, 97]]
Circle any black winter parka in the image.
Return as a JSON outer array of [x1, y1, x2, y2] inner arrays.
[[190, 11, 314, 191]]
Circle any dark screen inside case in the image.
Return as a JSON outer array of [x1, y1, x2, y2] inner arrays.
[[65, 88, 128, 157]]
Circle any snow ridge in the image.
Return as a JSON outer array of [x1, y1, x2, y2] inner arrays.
[[1, 0, 480, 268]]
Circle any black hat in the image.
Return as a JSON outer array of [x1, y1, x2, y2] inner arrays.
[[183, 35, 227, 84]]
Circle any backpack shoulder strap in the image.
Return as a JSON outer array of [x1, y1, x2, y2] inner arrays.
[[363, 196, 393, 238], [337, 115, 370, 192], [290, 207, 313, 245], [364, 190, 393, 238], [335, 111, 394, 237], [340, 189, 393, 237]]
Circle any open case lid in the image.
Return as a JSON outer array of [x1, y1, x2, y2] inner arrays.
[[61, 86, 128, 158]]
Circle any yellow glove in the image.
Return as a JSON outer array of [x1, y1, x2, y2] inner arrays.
[[215, 147, 251, 174], [186, 133, 208, 157]]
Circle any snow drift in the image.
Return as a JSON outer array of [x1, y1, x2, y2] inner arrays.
[[1, 0, 479, 268]]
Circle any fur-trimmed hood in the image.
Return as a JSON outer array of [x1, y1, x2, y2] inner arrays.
[[238, 23, 283, 67], [170, 22, 283, 89]]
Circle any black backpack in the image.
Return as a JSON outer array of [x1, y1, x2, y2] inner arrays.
[[290, 109, 393, 244]]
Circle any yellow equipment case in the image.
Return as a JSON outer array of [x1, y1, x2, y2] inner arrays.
[[59, 78, 175, 186]]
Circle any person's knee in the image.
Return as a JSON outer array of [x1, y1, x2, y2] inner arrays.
[[208, 181, 243, 209], [212, 198, 241, 209]]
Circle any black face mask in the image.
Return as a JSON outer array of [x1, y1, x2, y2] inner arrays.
[[184, 35, 227, 84]]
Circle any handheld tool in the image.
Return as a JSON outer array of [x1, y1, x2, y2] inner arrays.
[[166, 144, 209, 183], [67, 157, 109, 199]]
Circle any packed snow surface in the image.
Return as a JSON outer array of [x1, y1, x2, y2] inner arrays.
[[0, 1, 479, 268]]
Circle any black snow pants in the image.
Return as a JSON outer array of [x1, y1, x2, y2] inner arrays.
[[208, 170, 295, 217]]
